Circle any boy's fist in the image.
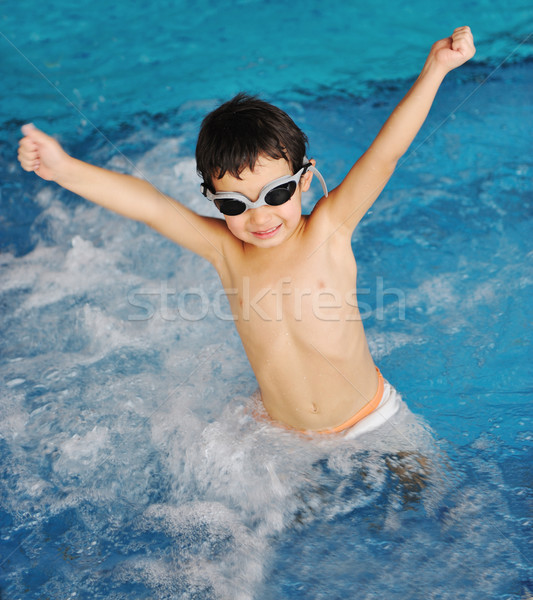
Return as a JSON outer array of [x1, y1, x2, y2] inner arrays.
[[430, 26, 476, 72], [18, 124, 69, 182]]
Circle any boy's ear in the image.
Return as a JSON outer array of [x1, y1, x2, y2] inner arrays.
[[299, 158, 315, 192]]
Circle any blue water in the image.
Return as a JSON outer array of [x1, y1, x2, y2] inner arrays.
[[1, 1, 532, 598]]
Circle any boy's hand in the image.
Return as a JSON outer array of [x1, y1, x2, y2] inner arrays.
[[18, 124, 71, 182], [428, 26, 476, 73]]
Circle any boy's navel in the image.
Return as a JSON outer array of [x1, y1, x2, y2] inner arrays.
[[311, 402, 318, 413]]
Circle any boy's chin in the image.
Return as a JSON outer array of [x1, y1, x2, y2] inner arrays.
[[246, 236, 284, 248]]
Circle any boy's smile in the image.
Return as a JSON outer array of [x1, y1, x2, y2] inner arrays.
[[251, 223, 282, 240]]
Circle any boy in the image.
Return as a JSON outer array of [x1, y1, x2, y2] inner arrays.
[[18, 27, 475, 435]]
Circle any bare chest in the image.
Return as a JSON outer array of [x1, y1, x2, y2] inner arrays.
[[220, 239, 359, 344]]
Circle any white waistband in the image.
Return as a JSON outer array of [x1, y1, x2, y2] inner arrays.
[[341, 379, 402, 440]]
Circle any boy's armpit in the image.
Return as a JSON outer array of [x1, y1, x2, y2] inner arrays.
[[316, 154, 396, 234]]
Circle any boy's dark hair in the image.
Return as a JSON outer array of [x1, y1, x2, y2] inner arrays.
[[196, 93, 308, 192]]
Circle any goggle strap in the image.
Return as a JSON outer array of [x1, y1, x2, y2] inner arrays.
[[308, 164, 328, 198]]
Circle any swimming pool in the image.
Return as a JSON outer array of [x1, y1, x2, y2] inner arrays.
[[1, 1, 532, 598]]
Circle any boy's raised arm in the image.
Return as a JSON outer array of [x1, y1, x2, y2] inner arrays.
[[18, 125, 228, 265], [321, 26, 475, 233]]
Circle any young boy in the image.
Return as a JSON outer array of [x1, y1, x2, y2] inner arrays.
[[18, 27, 475, 435]]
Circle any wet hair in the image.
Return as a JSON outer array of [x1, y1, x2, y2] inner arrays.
[[196, 93, 308, 192]]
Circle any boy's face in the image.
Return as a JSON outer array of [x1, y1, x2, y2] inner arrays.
[[214, 156, 311, 248]]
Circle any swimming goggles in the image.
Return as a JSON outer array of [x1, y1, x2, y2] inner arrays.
[[201, 157, 328, 216]]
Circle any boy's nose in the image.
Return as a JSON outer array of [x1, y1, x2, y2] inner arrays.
[[248, 206, 273, 226]]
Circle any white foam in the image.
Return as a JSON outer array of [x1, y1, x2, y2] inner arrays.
[[1, 245, 60, 295], [136, 501, 266, 599], [414, 274, 458, 315], [4, 235, 130, 312], [0, 395, 29, 439], [81, 303, 142, 357], [34, 186, 56, 208], [368, 331, 424, 360], [137, 380, 444, 598], [56, 426, 110, 466]]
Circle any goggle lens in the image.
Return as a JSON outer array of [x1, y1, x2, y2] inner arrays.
[[214, 199, 247, 216], [265, 181, 297, 205]]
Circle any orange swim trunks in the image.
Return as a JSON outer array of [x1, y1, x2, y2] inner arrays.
[[314, 367, 385, 434]]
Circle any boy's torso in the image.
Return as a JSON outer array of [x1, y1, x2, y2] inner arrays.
[[214, 210, 379, 432]]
